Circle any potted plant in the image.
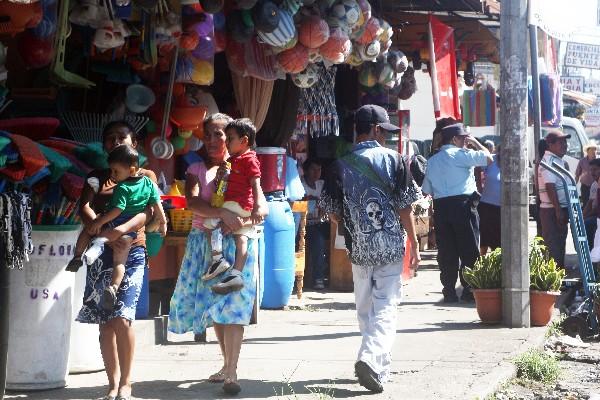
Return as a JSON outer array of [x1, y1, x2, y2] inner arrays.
[[463, 247, 502, 323], [529, 237, 566, 326]]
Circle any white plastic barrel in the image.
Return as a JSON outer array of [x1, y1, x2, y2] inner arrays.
[[69, 257, 104, 374], [7, 225, 79, 390]]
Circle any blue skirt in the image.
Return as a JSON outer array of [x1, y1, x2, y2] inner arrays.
[[76, 246, 146, 324], [168, 228, 257, 334]]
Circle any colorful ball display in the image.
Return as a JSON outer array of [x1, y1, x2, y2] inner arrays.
[[379, 19, 393, 42], [356, 17, 381, 44], [291, 63, 319, 88], [308, 48, 323, 63], [192, 35, 215, 60], [356, 0, 371, 26], [191, 59, 214, 85], [358, 40, 380, 61], [180, 31, 200, 50], [387, 50, 408, 74], [328, 0, 361, 31], [298, 16, 330, 49], [281, 0, 302, 15], [276, 43, 309, 74], [358, 62, 376, 87], [319, 28, 351, 64], [257, 9, 295, 47], [346, 47, 363, 66], [252, 0, 280, 33]]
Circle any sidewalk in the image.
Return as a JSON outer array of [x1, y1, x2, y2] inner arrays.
[[5, 248, 551, 400]]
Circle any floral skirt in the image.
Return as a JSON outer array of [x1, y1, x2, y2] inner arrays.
[[76, 246, 146, 324], [168, 228, 257, 334]]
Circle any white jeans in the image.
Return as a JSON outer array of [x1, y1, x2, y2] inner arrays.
[[352, 261, 403, 383]]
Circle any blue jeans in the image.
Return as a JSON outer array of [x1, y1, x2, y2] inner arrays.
[[306, 222, 329, 282]]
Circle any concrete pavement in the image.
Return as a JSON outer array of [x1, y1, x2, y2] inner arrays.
[[4, 248, 552, 400]]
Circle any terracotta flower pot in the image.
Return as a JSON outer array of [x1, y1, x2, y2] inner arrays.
[[530, 290, 560, 326], [473, 289, 502, 324]]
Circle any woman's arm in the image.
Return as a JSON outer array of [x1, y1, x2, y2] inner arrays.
[[78, 180, 98, 229]]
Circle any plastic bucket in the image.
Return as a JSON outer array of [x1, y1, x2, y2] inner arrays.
[[256, 147, 286, 194], [7, 225, 79, 390], [69, 243, 104, 374], [261, 199, 295, 309]]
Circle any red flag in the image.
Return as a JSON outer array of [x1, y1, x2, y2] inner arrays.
[[429, 15, 461, 120]]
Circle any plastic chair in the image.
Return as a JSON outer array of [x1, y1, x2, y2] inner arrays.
[[50, 0, 95, 88]]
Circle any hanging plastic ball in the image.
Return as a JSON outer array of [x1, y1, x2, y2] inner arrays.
[[192, 35, 215, 60], [192, 13, 214, 37], [356, 17, 381, 44], [180, 31, 200, 50], [178, 129, 193, 139], [291, 63, 319, 88], [191, 59, 214, 85], [171, 135, 186, 150], [327, 0, 361, 31]]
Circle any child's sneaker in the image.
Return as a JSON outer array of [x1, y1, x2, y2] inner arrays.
[[202, 257, 231, 281], [83, 237, 109, 266], [102, 285, 118, 311], [65, 257, 83, 272], [211, 270, 244, 295]]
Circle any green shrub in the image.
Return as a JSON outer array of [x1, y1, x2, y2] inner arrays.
[[514, 349, 560, 383], [463, 247, 502, 289], [529, 237, 565, 292]]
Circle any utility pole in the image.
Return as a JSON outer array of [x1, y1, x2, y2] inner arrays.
[[500, 0, 530, 327]]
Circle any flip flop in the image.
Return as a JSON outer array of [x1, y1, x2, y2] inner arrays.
[[208, 370, 225, 383], [223, 377, 241, 395]]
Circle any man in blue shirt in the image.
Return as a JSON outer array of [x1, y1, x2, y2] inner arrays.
[[422, 123, 492, 303], [320, 104, 420, 393]]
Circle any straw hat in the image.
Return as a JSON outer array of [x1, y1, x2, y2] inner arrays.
[[584, 143, 598, 152]]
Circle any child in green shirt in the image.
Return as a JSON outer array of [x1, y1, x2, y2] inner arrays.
[[67, 144, 167, 311]]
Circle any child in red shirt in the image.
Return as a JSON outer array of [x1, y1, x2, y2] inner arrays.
[[203, 118, 264, 294]]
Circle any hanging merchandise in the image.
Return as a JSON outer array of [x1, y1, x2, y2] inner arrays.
[[244, 36, 281, 81], [357, 39, 379, 62], [256, 8, 295, 48], [277, 43, 309, 74], [396, 65, 417, 100], [0, 192, 33, 270], [539, 73, 562, 127], [461, 87, 497, 127], [295, 63, 338, 138], [252, 0, 280, 33], [327, 0, 361, 33], [319, 27, 351, 64], [17, 29, 55, 69], [355, 16, 381, 44], [291, 63, 319, 88], [387, 50, 408, 74], [298, 15, 329, 49]]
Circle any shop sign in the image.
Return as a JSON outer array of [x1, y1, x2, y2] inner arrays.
[[564, 42, 600, 69], [585, 80, 600, 95], [585, 97, 600, 127], [560, 76, 585, 92], [529, 0, 600, 43]]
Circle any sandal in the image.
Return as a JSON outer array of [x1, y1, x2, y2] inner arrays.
[[208, 370, 226, 383], [223, 376, 241, 395]]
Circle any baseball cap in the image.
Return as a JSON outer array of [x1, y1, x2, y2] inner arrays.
[[355, 104, 401, 132], [545, 130, 571, 142], [441, 123, 468, 140]]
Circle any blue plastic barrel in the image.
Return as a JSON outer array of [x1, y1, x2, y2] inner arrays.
[[135, 266, 150, 319], [257, 227, 265, 306], [261, 198, 295, 309]]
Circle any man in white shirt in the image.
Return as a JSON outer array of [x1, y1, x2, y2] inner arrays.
[[583, 158, 600, 248], [537, 131, 570, 267]]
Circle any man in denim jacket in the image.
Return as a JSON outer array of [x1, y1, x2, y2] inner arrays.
[[320, 104, 421, 393]]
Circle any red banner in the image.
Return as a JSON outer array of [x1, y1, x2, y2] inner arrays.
[[430, 15, 461, 120]]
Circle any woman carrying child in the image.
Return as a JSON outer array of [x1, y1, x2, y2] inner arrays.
[[168, 113, 268, 395], [75, 121, 159, 400]]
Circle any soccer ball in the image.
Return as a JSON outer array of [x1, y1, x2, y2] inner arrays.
[[328, 0, 361, 31], [308, 48, 323, 63], [358, 40, 380, 61], [292, 63, 319, 88]]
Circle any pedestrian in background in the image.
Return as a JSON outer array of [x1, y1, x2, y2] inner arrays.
[[320, 104, 420, 393], [538, 131, 570, 268], [302, 158, 329, 290], [478, 149, 501, 254], [422, 123, 492, 303], [582, 158, 600, 249], [576, 143, 597, 205]]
